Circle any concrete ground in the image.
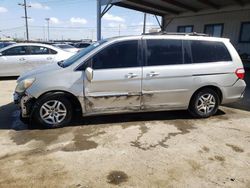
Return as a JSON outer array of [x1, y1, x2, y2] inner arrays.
[[0, 75, 250, 188]]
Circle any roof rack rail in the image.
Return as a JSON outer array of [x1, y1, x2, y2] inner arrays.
[[143, 31, 208, 36]]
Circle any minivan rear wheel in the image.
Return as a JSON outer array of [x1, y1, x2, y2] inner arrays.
[[31, 94, 73, 129], [189, 88, 219, 118]]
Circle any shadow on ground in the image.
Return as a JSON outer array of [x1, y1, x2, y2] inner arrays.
[[0, 102, 226, 130], [0, 76, 18, 81], [0, 103, 27, 130], [76, 109, 226, 127]]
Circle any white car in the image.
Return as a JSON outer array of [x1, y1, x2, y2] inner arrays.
[[52, 44, 79, 53], [0, 43, 74, 76]]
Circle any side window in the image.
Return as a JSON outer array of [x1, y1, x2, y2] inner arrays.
[[28, 46, 50, 55], [146, 39, 183, 66], [183, 40, 192, 64], [92, 40, 139, 70], [190, 40, 232, 63], [49, 48, 57, 54], [2, 46, 28, 56]]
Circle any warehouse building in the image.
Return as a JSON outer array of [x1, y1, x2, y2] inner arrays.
[[100, 0, 250, 61]]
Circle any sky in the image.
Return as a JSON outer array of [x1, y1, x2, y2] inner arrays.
[[0, 0, 161, 41]]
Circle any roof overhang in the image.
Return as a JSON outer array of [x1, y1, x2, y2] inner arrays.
[[100, 0, 250, 16]]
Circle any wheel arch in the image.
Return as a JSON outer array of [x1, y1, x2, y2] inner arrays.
[[36, 90, 83, 115], [189, 85, 223, 106]]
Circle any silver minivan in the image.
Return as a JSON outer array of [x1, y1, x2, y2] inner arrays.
[[14, 34, 246, 128]]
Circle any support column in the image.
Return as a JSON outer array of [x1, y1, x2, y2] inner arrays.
[[97, 0, 102, 40], [143, 13, 147, 34], [162, 15, 166, 31]]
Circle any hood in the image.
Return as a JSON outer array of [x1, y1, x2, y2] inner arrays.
[[17, 63, 61, 82]]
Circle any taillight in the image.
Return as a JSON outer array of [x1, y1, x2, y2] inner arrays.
[[235, 68, 245, 80]]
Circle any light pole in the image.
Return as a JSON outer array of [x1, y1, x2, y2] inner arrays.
[[45, 18, 50, 41], [97, 0, 101, 41], [18, 0, 31, 41]]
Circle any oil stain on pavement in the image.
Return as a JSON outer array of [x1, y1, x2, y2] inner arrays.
[[131, 120, 196, 150], [62, 130, 106, 152], [107, 171, 128, 185]]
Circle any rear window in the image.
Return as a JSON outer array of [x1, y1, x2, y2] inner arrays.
[[190, 40, 232, 63]]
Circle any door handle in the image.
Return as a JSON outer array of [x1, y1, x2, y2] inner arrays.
[[47, 57, 53, 60], [19, 58, 26, 61], [147, 72, 160, 77], [125, 73, 138, 79]]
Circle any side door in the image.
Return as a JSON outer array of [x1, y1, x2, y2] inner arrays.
[[25, 46, 56, 70], [142, 38, 195, 110], [83, 39, 142, 114], [0, 46, 29, 76]]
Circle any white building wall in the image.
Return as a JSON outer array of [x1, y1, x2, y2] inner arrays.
[[164, 6, 250, 55]]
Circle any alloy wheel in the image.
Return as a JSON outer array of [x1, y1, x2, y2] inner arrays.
[[39, 100, 67, 125], [196, 93, 216, 115]]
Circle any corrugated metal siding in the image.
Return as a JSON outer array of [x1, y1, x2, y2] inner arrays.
[[164, 8, 250, 55]]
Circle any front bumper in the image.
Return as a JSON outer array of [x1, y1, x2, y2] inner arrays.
[[13, 92, 35, 118]]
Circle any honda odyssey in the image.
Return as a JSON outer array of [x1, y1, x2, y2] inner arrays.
[[14, 34, 246, 128]]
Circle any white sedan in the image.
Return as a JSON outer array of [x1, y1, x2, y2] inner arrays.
[[0, 43, 74, 77]]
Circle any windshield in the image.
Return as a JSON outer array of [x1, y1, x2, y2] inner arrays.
[[62, 40, 107, 68]]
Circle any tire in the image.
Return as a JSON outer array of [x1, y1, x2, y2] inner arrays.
[[189, 88, 220, 118], [30, 94, 73, 129]]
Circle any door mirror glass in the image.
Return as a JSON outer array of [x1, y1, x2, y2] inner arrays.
[[85, 67, 93, 81]]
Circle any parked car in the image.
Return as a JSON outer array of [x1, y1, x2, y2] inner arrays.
[[52, 43, 79, 53], [0, 41, 16, 49], [0, 43, 74, 76], [14, 34, 246, 128], [73, 42, 91, 49]]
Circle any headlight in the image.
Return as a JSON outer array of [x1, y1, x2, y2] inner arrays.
[[15, 78, 36, 93]]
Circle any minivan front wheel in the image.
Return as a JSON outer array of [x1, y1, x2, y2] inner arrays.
[[31, 95, 73, 129], [189, 88, 219, 118]]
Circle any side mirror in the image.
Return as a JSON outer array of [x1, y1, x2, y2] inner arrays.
[[85, 67, 93, 82], [0, 53, 2, 56]]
